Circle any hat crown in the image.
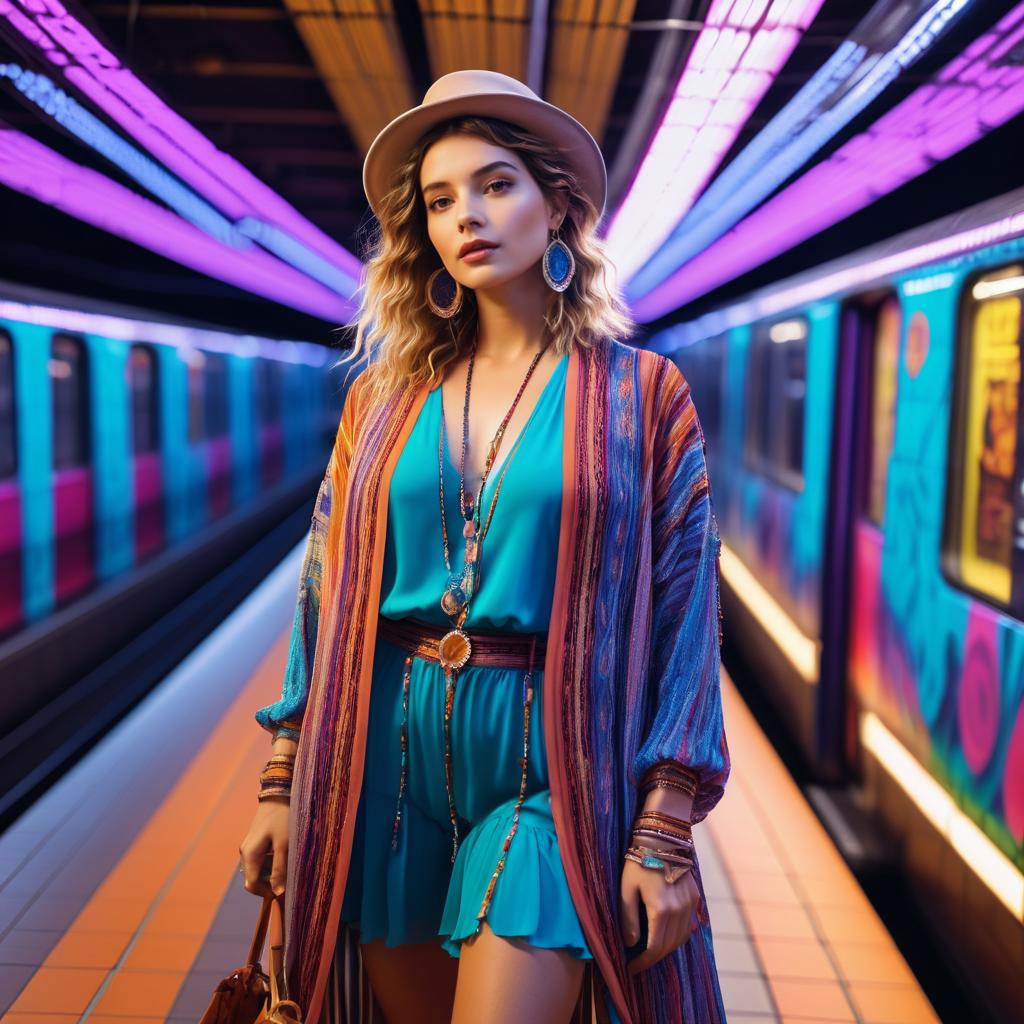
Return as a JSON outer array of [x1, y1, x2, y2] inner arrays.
[[422, 69, 539, 108], [363, 69, 607, 218]]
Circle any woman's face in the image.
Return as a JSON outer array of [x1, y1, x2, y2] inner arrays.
[[419, 133, 561, 291]]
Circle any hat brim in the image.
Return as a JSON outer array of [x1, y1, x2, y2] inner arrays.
[[362, 91, 607, 220]]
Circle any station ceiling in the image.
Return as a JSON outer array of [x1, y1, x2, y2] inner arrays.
[[1, 1, 1023, 338]]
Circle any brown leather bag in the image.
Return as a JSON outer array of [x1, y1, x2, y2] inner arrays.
[[199, 891, 303, 1024]]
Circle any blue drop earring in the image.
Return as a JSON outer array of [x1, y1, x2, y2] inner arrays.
[[542, 226, 575, 292]]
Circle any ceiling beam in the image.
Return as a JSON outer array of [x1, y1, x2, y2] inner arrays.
[[419, 1, 532, 83], [283, 0, 418, 153], [546, 0, 637, 146]]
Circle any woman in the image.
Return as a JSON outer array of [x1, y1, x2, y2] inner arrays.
[[239, 70, 729, 1024]]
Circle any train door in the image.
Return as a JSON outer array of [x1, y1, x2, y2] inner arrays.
[[0, 330, 20, 635], [835, 292, 902, 777], [51, 333, 95, 605], [129, 344, 163, 560], [256, 359, 283, 490], [205, 352, 232, 519]]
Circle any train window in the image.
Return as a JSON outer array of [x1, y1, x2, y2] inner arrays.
[[0, 331, 14, 479], [255, 359, 281, 423], [744, 319, 806, 490], [128, 345, 158, 454], [673, 334, 725, 456], [943, 265, 1024, 607], [745, 335, 771, 465], [184, 349, 206, 443], [51, 334, 89, 470], [205, 353, 229, 437], [864, 296, 901, 528]]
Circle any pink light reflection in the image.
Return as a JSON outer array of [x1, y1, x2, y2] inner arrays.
[[0, 0, 361, 280], [607, 0, 826, 280], [0, 125, 351, 322], [631, 3, 1024, 322]]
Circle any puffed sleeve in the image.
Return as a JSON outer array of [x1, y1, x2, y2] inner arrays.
[[631, 358, 730, 824], [254, 368, 364, 742]]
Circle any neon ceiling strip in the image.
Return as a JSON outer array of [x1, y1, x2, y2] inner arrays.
[[606, 0, 827, 282], [0, 62, 247, 248], [1, 62, 358, 297], [0, 0, 362, 294], [628, 0, 974, 297], [631, 2, 1024, 322], [0, 124, 352, 323]]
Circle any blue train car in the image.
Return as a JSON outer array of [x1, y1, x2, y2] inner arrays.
[[0, 283, 341, 637], [649, 187, 1024, 1017]]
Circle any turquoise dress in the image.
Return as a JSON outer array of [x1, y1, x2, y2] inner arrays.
[[340, 352, 592, 960]]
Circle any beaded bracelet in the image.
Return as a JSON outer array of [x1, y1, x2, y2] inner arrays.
[[639, 761, 698, 800], [634, 809, 693, 832], [632, 810, 693, 849]]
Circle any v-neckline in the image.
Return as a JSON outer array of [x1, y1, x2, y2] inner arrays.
[[439, 352, 566, 500]]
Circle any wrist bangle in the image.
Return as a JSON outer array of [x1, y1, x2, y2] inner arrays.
[[639, 761, 698, 800], [623, 845, 692, 884]]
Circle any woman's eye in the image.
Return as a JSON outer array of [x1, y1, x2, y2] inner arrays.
[[428, 179, 512, 212]]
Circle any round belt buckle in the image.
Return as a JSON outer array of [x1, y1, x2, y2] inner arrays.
[[438, 629, 471, 671]]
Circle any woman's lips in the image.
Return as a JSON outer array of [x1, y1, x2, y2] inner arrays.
[[460, 245, 498, 263]]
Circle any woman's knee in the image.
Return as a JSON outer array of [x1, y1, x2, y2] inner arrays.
[[451, 921, 585, 1024]]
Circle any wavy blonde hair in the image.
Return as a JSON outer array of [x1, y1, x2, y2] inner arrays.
[[335, 115, 635, 404]]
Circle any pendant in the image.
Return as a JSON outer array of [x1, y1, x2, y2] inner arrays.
[[438, 629, 472, 671], [441, 577, 467, 618]]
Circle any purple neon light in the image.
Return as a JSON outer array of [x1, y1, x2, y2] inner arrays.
[[0, 124, 351, 322], [0, 0, 362, 282], [607, 0, 826, 279], [631, 2, 1024, 322]]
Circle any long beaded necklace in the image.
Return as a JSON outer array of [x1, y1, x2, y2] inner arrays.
[[433, 334, 551, 860]]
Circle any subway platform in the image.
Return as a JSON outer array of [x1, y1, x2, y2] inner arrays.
[[0, 546, 937, 1023]]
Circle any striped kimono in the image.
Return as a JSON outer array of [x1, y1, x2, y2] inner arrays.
[[255, 335, 730, 1024]]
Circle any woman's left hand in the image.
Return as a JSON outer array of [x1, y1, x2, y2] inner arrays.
[[620, 853, 702, 975]]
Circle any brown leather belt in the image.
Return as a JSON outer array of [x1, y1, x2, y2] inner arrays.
[[377, 615, 547, 670]]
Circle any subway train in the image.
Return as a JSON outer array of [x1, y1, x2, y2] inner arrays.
[[651, 185, 1024, 1018], [0, 281, 344, 639]]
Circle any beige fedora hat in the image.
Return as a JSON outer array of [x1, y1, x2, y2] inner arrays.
[[362, 69, 607, 220]]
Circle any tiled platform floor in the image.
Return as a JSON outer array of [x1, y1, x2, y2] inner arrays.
[[0, 547, 939, 1022], [699, 680, 938, 1024]]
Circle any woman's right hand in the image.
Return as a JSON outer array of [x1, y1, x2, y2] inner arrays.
[[239, 798, 291, 898]]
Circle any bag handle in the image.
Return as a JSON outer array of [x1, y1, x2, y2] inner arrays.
[[267, 891, 303, 1020], [247, 893, 275, 967]]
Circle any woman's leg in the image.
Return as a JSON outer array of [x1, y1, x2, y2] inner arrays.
[[450, 921, 586, 1024], [360, 938, 459, 1024]]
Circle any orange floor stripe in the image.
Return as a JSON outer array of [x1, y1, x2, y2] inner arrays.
[[1, 632, 290, 1018]]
